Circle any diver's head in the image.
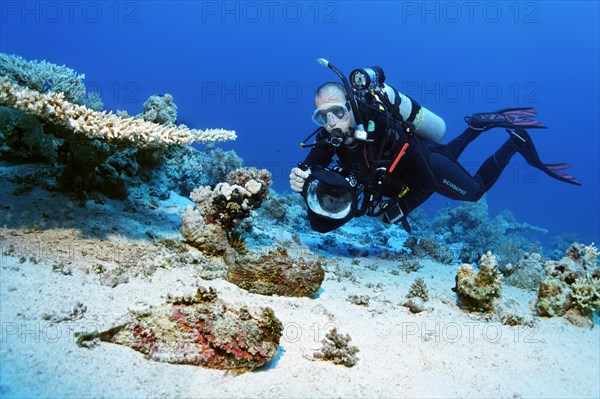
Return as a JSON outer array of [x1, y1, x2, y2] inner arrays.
[[312, 82, 355, 143]]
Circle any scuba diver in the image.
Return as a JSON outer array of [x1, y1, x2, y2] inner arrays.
[[290, 59, 581, 233]]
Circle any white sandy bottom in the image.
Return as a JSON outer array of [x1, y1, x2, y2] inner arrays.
[[1, 250, 599, 399]]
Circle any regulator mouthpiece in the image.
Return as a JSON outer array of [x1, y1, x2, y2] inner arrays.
[[317, 58, 329, 67]]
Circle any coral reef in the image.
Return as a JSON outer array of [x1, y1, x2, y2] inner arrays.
[[0, 77, 236, 148], [313, 328, 359, 367], [181, 206, 230, 256], [404, 236, 454, 264], [226, 247, 324, 297], [536, 243, 600, 319], [181, 167, 271, 255], [432, 197, 547, 264], [565, 242, 599, 269], [453, 251, 503, 312], [1, 55, 238, 201], [140, 94, 177, 125], [0, 107, 56, 162], [407, 277, 429, 302], [76, 287, 282, 372], [0, 53, 86, 103], [151, 145, 243, 199], [503, 252, 545, 291]]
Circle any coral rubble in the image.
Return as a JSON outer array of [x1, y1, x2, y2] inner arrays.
[[76, 287, 282, 372], [453, 251, 503, 312], [226, 247, 324, 297]]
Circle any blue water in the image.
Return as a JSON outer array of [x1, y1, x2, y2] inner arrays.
[[1, 1, 598, 243]]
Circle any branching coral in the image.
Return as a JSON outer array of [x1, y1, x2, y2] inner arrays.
[[570, 274, 600, 315], [453, 251, 503, 312], [0, 77, 236, 148], [313, 328, 359, 367], [565, 242, 599, 269], [536, 243, 600, 319], [407, 277, 429, 302]]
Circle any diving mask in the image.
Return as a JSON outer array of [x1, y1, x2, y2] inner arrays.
[[311, 102, 350, 127]]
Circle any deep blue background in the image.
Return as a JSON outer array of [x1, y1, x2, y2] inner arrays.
[[1, 1, 598, 243]]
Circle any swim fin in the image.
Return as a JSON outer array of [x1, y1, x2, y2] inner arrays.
[[465, 108, 548, 131], [508, 128, 582, 186]]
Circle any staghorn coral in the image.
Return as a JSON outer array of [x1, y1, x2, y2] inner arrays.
[[453, 251, 503, 312], [407, 277, 429, 302], [226, 247, 324, 297], [536, 243, 600, 319], [0, 77, 236, 149], [313, 328, 359, 367], [76, 287, 282, 372]]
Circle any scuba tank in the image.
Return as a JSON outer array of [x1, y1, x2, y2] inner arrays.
[[349, 66, 446, 143], [382, 83, 446, 142]]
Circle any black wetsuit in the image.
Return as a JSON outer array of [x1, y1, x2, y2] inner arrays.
[[302, 102, 520, 217]]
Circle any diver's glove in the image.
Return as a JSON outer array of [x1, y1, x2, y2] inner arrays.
[[289, 167, 311, 193]]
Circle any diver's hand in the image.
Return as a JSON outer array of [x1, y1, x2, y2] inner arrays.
[[289, 167, 310, 193]]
